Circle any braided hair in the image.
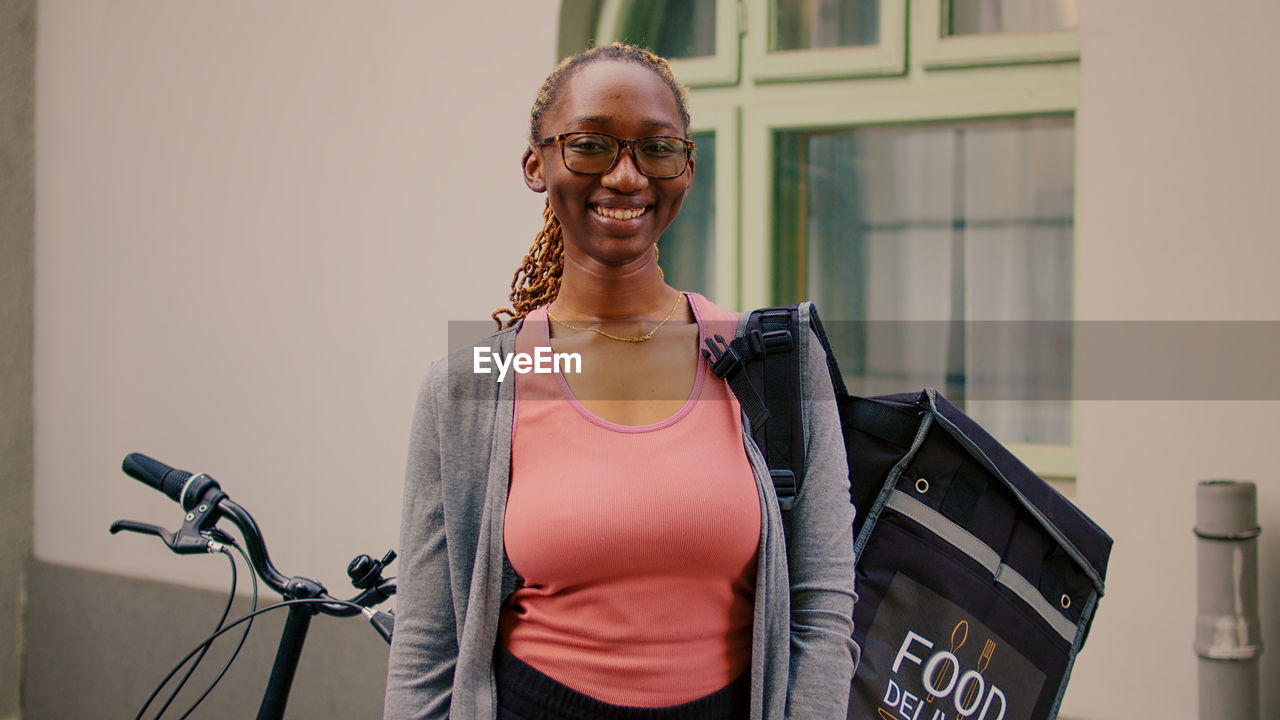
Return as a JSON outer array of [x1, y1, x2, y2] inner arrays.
[[491, 42, 691, 329]]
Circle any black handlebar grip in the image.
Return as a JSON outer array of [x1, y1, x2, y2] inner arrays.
[[122, 453, 192, 505]]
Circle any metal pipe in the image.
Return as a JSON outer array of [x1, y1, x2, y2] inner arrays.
[[1195, 480, 1262, 720]]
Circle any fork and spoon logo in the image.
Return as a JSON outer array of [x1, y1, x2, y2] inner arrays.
[[881, 622, 1004, 719], [923, 621, 997, 705]]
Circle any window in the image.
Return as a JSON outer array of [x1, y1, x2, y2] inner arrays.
[[596, 0, 743, 85], [616, 0, 718, 57], [750, 0, 906, 80], [578, 0, 1079, 478], [921, 0, 1079, 69], [947, 0, 1078, 35], [774, 0, 880, 49], [660, 130, 718, 294], [774, 117, 1074, 448]]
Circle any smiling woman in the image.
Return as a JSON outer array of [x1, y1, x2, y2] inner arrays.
[[384, 43, 858, 720], [521, 58, 693, 280]]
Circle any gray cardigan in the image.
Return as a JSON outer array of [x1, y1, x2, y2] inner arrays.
[[384, 305, 858, 720]]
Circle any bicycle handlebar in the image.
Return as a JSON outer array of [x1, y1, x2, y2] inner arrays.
[[115, 453, 395, 616], [122, 452, 189, 500], [123, 452, 226, 512], [113, 452, 396, 718]]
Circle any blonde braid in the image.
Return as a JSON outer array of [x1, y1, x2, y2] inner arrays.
[[492, 200, 564, 329]]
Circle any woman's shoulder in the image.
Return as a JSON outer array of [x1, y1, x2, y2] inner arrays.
[[685, 291, 741, 326]]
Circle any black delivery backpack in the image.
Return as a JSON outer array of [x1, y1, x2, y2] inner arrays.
[[703, 303, 1112, 720]]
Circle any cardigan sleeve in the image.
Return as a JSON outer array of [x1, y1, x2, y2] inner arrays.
[[384, 365, 458, 720], [783, 329, 860, 718]]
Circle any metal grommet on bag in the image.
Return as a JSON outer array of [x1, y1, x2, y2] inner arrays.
[[1061, 594, 1071, 609], [915, 478, 930, 494]]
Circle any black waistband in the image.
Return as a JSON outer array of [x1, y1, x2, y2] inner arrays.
[[494, 647, 749, 720]]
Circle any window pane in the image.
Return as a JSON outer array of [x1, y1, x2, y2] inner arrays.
[[659, 131, 715, 296], [948, 0, 1078, 35], [773, 117, 1074, 445], [775, 0, 879, 50], [618, 0, 717, 59]]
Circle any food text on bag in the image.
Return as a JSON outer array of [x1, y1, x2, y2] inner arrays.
[[884, 631, 1007, 720]]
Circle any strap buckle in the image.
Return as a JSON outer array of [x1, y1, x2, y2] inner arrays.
[[760, 329, 793, 352], [702, 332, 761, 379], [771, 469, 797, 511], [702, 334, 743, 379], [702, 328, 794, 380]]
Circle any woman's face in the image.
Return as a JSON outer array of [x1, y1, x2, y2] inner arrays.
[[523, 59, 694, 270]]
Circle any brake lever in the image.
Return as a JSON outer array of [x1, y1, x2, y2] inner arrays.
[[110, 519, 177, 546], [110, 488, 229, 555], [111, 517, 226, 554]]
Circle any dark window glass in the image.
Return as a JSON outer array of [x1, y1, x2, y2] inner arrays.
[[619, 0, 717, 58], [775, 0, 880, 50], [659, 131, 716, 296], [948, 0, 1078, 35]]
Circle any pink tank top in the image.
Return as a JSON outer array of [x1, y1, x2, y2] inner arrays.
[[499, 293, 761, 707]]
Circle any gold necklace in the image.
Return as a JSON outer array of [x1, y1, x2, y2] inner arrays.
[[546, 294, 683, 343]]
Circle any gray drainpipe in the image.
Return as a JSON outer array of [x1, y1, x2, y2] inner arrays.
[[1195, 480, 1263, 720]]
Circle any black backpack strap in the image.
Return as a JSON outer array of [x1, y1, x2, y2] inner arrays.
[[704, 305, 806, 511], [758, 308, 801, 510]]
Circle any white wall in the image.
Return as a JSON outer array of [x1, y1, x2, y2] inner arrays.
[[1066, 0, 1280, 717], [35, 1, 557, 592]]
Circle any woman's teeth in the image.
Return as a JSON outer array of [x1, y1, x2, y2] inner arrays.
[[594, 206, 648, 220]]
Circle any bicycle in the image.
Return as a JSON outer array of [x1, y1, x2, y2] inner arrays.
[[110, 452, 397, 720]]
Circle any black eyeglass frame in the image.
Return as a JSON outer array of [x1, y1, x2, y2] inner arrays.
[[534, 131, 695, 179]]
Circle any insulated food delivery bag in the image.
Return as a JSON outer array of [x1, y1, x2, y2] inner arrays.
[[703, 303, 1113, 720], [843, 389, 1110, 720]]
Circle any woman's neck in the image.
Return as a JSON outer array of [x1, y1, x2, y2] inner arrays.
[[551, 255, 679, 321]]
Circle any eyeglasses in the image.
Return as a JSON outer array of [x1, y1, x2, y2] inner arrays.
[[535, 132, 694, 179]]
